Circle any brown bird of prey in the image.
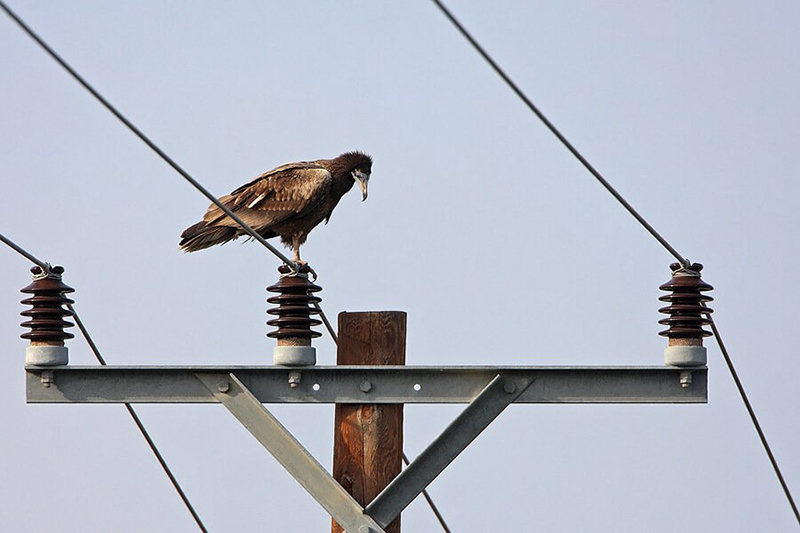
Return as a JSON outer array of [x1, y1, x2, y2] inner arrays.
[[179, 151, 372, 264]]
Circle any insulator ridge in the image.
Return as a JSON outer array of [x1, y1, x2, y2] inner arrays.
[[658, 262, 713, 339], [266, 265, 322, 340], [20, 265, 75, 344]]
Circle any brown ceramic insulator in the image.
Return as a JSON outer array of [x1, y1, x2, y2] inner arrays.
[[266, 265, 323, 341], [20, 265, 75, 344], [658, 262, 713, 340]]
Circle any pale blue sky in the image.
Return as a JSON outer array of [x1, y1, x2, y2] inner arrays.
[[1, 1, 798, 531]]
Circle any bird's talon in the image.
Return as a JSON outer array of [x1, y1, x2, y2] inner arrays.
[[280, 261, 316, 280], [292, 261, 303, 276]]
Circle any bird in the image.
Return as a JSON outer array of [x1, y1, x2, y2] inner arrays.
[[179, 151, 372, 265]]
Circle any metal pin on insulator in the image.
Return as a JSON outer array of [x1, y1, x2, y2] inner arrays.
[[658, 262, 713, 367], [267, 264, 322, 366], [20, 265, 74, 366]]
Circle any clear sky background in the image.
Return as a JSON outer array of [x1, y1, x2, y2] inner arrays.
[[1, 1, 798, 531]]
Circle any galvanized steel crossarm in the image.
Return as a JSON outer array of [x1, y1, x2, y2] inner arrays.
[[26, 365, 707, 404], [196, 374, 385, 533], [366, 374, 534, 528]]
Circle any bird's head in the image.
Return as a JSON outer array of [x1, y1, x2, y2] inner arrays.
[[340, 151, 372, 201]]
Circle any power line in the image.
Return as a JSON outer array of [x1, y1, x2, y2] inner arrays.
[[0, 0, 292, 267], [0, 0, 341, 349], [1, 243, 450, 533], [1, 4, 449, 529], [0, 232, 209, 532], [317, 303, 339, 345], [429, 0, 689, 268], [1, 234, 447, 532], [68, 304, 210, 532], [706, 312, 799, 524], [403, 452, 452, 533], [429, 0, 797, 525], [0, 233, 49, 270], [3, 0, 792, 528]]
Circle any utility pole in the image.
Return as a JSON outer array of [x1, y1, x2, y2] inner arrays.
[[332, 311, 406, 533]]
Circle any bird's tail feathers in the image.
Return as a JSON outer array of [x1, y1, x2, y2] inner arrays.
[[179, 221, 239, 252]]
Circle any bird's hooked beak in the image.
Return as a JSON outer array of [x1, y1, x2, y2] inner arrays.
[[352, 170, 369, 201]]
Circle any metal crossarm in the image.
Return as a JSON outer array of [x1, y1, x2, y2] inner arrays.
[[23, 364, 707, 532], [25, 365, 707, 404], [195, 373, 385, 533], [366, 374, 534, 528]]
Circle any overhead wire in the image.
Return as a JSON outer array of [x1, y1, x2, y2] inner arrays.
[[705, 310, 799, 524], [68, 304, 210, 533], [0, 232, 209, 533], [2, 0, 794, 529], [0, 239, 447, 533], [0, 0, 341, 350], [0, 0, 290, 267], [429, 0, 798, 525], [1, 3, 449, 530], [403, 452, 452, 533], [429, 0, 688, 268], [0, 233, 49, 270]]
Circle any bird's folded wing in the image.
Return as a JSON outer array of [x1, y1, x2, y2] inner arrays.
[[203, 165, 332, 228]]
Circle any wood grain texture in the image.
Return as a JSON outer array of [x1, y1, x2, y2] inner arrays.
[[332, 311, 406, 533]]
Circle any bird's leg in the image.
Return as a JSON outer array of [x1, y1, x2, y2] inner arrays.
[[289, 236, 317, 281], [292, 237, 307, 266], [279, 238, 305, 279]]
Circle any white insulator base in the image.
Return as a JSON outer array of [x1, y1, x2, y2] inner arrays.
[[273, 346, 316, 366], [26, 345, 68, 366], [664, 345, 707, 367]]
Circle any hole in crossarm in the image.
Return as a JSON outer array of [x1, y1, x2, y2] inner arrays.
[[413, 383, 421, 392], [312, 383, 321, 392]]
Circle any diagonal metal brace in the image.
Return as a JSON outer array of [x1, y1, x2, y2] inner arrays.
[[365, 373, 534, 528], [196, 373, 385, 533]]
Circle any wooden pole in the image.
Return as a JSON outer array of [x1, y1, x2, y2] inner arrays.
[[332, 311, 406, 533]]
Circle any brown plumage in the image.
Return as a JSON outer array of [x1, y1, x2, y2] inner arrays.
[[179, 151, 373, 262]]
